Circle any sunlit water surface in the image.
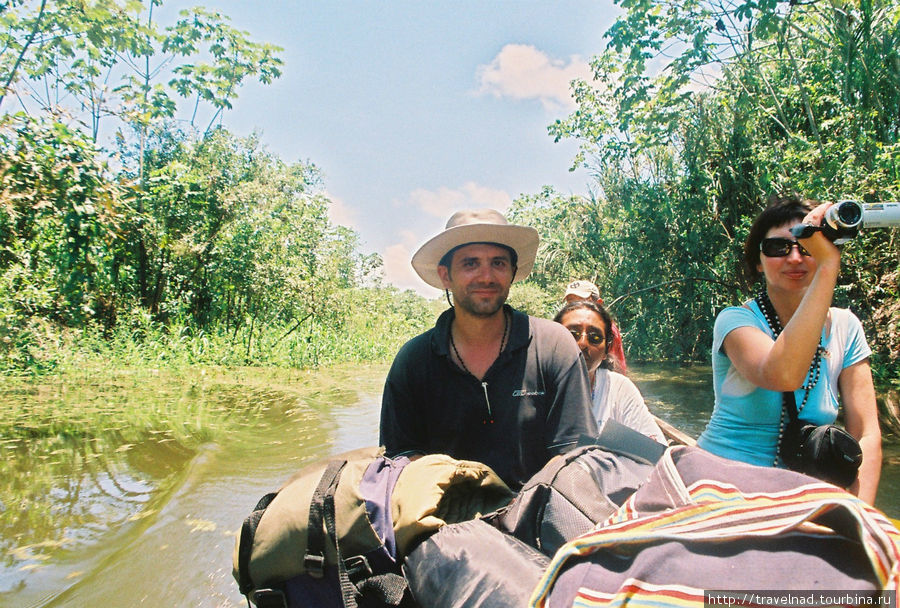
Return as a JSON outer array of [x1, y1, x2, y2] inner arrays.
[[0, 362, 896, 607]]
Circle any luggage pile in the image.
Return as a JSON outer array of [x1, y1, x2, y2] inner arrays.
[[234, 444, 900, 608]]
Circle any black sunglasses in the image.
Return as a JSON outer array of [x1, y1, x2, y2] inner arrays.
[[569, 329, 605, 345], [760, 237, 811, 258]]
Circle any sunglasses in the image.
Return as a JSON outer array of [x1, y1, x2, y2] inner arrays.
[[760, 237, 811, 258], [569, 329, 605, 345]]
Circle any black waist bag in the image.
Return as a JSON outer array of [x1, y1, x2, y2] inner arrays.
[[487, 445, 654, 556], [780, 420, 863, 488]]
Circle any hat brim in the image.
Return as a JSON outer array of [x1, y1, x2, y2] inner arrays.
[[411, 223, 539, 289]]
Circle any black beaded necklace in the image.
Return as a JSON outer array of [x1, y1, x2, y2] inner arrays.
[[755, 291, 825, 465], [449, 309, 509, 378]]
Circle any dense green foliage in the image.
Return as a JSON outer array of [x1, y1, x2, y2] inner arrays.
[[0, 1, 436, 375], [0, 114, 436, 373], [510, 0, 899, 393], [0, 0, 897, 399]]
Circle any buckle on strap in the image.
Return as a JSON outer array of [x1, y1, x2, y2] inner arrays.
[[303, 553, 325, 579], [344, 555, 372, 581], [250, 588, 287, 608]]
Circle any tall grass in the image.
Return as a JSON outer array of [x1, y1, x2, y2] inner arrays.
[[2, 289, 441, 377]]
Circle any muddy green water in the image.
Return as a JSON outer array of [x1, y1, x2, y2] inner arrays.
[[1, 362, 897, 607]]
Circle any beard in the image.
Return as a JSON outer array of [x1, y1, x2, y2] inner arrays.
[[453, 283, 509, 318]]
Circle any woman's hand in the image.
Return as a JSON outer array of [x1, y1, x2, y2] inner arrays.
[[796, 203, 842, 271]]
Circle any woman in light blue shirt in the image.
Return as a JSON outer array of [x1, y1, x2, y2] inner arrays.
[[697, 196, 881, 504]]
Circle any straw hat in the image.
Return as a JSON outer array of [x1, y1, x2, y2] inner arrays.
[[411, 209, 539, 289]]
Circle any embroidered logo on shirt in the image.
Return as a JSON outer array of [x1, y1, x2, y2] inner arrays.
[[512, 389, 545, 397]]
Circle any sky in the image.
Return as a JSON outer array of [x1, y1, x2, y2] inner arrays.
[[169, 1, 621, 296]]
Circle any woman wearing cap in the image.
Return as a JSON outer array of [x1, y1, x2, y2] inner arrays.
[[697, 195, 880, 503], [564, 280, 628, 374], [379, 209, 598, 490], [554, 300, 663, 443]]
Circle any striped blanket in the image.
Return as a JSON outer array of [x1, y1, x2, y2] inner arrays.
[[530, 446, 900, 608]]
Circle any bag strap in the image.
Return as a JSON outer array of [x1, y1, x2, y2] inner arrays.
[[319, 460, 409, 608], [236, 491, 279, 596], [782, 388, 800, 423], [322, 470, 362, 608], [305, 459, 347, 578], [305, 459, 373, 608]]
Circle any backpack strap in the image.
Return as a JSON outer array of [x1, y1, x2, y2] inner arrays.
[[305, 459, 347, 579], [356, 573, 410, 606], [321, 466, 361, 608], [322, 473, 411, 608], [236, 491, 279, 596], [314, 459, 409, 608]]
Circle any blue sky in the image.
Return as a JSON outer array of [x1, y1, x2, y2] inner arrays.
[[175, 1, 621, 295]]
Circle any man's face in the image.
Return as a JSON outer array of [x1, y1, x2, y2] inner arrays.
[[437, 243, 515, 318]]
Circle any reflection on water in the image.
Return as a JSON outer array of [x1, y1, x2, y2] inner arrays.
[[0, 363, 388, 607], [630, 363, 716, 439], [0, 361, 896, 606]]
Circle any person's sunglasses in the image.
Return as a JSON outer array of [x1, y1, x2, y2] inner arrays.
[[760, 237, 811, 257], [569, 329, 605, 345]]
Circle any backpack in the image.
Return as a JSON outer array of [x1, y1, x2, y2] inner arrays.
[[530, 446, 900, 608], [233, 446, 514, 608], [489, 441, 655, 556]]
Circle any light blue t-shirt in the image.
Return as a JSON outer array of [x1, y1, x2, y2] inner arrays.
[[697, 301, 871, 467]]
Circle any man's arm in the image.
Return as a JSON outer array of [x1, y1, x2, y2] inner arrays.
[[543, 324, 598, 455], [379, 345, 426, 458]]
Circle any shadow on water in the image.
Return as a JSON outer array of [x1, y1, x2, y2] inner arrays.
[[1, 361, 897, 607]]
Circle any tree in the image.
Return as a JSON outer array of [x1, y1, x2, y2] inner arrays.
[[545, 0, 899, 374], [0, 0, 283, 149]]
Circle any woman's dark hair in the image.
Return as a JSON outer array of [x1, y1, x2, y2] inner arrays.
[[553, 300, 616, 370], [743, 194, 818, 284]]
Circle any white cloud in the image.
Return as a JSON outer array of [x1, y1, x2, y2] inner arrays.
[[475, 44, 592, 112], [326, 192, 358, 229], [382, 230, 440, 296], [407, 182, 513, 218]]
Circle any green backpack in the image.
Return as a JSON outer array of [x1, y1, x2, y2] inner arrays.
[[233, 446, 514, 608]]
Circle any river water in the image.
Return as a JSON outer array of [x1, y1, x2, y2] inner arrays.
[[1, 362, 897, 607]]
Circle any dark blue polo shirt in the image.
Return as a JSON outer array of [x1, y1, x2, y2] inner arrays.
[[379, 305, 597, 489]]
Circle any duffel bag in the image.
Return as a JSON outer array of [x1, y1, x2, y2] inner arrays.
[[530, 446, 900, 608], [489, 443, 654, 556]]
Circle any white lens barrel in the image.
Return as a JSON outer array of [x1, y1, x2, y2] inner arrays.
[[861, 202, 900, 228]]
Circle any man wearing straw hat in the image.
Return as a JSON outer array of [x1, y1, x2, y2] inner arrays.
[[379, 209, 597, 489]]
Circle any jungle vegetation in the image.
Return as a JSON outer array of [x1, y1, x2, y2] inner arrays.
[[1, 0, 897, 404], [509, 0, 899, 397]]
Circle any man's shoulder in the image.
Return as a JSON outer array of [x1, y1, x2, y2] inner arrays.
[[515, 312, 581, 364], [525, 313, 575, 341], [395, 326, 437, 358]]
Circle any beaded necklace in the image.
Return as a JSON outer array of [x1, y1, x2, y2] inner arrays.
[[754, 291, 825, 465], [449, 309, 510, 378]]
